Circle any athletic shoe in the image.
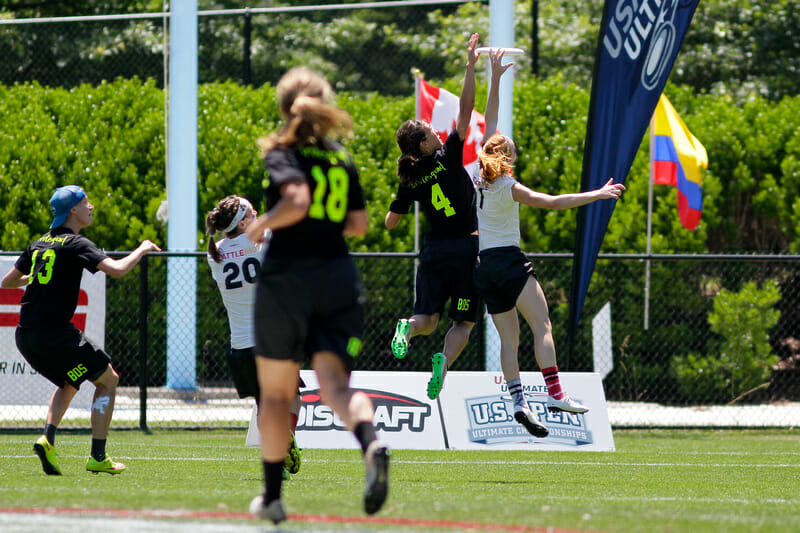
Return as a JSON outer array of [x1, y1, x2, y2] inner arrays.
[[514, 407, 549, 438], [33, 435, 61, 476], [547, 394, 589, 414], [250, 495, 286, 525], [363, 440, 390, 515], [391, 319, 410, 359], [427, 352, 447, 400], [86, 456, 126, 475], [284, 432, 301, 474]]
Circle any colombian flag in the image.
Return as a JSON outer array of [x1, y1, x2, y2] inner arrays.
[[651, 94, 708, 230]]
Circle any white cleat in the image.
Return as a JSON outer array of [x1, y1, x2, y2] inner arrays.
[[514, 407, 549, 438], [250, 495, 286, 525], [547, 394, 589, 414]]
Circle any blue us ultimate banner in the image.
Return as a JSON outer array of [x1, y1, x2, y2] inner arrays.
[[441, 372, 615, 451]]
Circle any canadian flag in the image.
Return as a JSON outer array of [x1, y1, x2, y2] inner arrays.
[[416, 77, 488, 178]]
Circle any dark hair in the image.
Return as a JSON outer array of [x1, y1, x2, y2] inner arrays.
[[395, 120, 429, 186], [205, 196, 245, 263]]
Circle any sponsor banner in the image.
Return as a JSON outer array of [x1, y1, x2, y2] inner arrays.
[[246, 370, 446, 450], [0, 257, 105, 408], [439, 372, 615, 451], [246, 371, 613, 452]]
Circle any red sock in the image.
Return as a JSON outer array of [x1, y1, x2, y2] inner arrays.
[[542, 366, 564, 400]]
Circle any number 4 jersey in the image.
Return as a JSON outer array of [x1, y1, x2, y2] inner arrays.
[[262, 141, 366, 259], [207, 233, 263, 350], [16, 227, 108, 329], [389, 130, 477, 239]]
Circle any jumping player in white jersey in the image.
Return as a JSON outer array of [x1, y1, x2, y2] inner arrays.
[[205, 195, 302, 478], [474, 52, 625, 437]]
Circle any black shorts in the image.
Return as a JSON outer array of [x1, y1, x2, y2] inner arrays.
[[415, 235, 479, 322], [228, 346, 307, 398], [254, 256, 364, 371], [15, 325, 111, 389], [474, 246, 537, 314]]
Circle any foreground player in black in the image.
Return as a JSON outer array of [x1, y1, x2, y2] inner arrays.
[[1, 185, 160, 475], [246, 67, 389, 525], [386, 33, 482, 400]]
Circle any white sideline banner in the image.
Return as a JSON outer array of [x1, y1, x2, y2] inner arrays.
[[246, 370, 446, 450], [246, 370, 613, 452], [439, 371, 615, 451], [0, 257, 105, 408]]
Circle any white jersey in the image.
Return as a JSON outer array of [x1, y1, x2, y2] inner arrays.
[[207, 233, 263, 349], [476, 174, 521, 251]]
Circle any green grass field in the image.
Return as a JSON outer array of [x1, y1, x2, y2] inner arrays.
[[1, 429, 798, 532]]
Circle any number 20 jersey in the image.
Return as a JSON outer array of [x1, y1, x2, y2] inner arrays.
[[262, 141, 366, 259], [207, 233, 263, 349]]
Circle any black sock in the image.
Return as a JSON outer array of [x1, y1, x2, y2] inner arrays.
[[353, 421, 377, 455], [263, 460, 285, 504], [44, 424, 56, 445], [91, 439, 107, 462]]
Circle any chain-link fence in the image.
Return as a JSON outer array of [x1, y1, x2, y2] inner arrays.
[[1, 251, 799, 429]]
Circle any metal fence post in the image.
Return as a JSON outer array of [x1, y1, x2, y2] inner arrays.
[[139, 254, 149, 431], [243, 9, 252, 86]]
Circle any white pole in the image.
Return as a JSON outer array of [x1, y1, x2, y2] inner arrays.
[[166, 0, 198, 389], [485, 0, 515, 371], [645, 115, 654, 331]]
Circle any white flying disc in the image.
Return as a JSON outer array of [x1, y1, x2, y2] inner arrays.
[[476, 46, 525, 56]]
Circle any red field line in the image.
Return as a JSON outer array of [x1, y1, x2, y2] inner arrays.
[[0, 506, 594, 532]]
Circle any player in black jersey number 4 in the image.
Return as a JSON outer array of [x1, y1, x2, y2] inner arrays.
[[1, 185, 160, 475], [245, 67, 389, 525], [386, 33, 482, 401]]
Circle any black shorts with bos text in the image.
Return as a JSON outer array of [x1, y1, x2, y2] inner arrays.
[[15, 325, 111, 389], [414, 234, 479, 323]]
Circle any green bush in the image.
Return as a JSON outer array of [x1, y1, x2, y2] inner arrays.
[[671, 280, 781, 403]]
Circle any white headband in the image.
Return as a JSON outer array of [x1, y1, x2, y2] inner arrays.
[[223, 197, 252, 233]]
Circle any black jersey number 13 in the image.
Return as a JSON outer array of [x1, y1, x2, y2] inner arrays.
[[309, 165, 349, 223]]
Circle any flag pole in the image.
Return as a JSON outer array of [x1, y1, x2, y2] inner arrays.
[[645, 113, 655, 331], [412, 69, 422, 293]]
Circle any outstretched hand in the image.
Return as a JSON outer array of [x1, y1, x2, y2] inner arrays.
[[139, 240, 161, 253], [466, 33, 480, 68], [599, 178, 626, 199], [489, 49, 514, 79]]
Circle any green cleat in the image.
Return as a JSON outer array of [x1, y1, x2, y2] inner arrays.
[[282, 468, 291, 480], [391, 319, 410, 359], [427, 352, 447, 400], [33, 436, 61, 476], [86, 456, 126, 475], [284, 432, 301, 474]]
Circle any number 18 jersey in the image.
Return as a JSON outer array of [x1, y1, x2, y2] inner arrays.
[[262, 141, 365, 259]]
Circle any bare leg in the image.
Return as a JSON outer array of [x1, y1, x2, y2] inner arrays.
[[256, 358, 300, 462], [515, 277, 557, 369], [312, 351, 373, 429], [47, 384, 79, 428], [441, 320, 474, 367], [489, 310, 521, 382], [90, 365, 119, 440], [408, 313, 439, 338]]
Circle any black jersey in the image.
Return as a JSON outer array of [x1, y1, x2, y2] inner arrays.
[[15, 227, 108, 329], [262, 141, 365, 259], [389, 131, 477, 239]]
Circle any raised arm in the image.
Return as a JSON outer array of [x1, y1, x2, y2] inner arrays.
[[97, 240, 161, 279], [483, 49, 514, 146], [512, 178, 625, 209], [455, 33, 480, 141]]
